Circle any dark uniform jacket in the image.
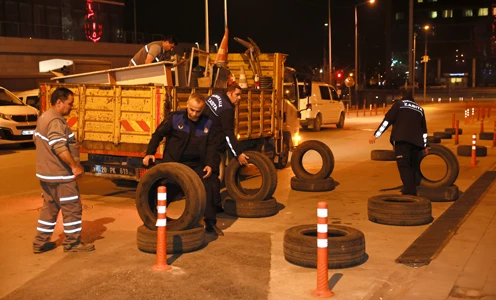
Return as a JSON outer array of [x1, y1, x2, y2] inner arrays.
[[204, 92, 242, 158], [146, 110, 216, 167], [373, 98, 428, 148]]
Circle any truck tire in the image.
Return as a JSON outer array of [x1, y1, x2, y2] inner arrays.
[[445, 128, 463, 135], [433, 131, 452, 139], [368, 194, 433, 226], [426, 136, 441, 144], [479, 132, 494, 140], [225, 151, 277, 201], [336, 113, 345, 129], [136, 225, 205, 254], [290, 176, 335, 192], [274, 132, 291, 169], [417, 185, 459, 202], [291, 140, 334, 180], [136, 162, 206, 231], [420, 144, 459, 188], [312, 114, 322, 131], [223, 197, 279, 218], [283, 224, 367, 269], [370, 149, 396, 161], [457, 145, 487, 157]]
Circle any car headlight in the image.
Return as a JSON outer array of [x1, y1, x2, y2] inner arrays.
[[0, 113, 12, 120]]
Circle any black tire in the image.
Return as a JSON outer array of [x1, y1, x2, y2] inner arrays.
[[336, 113, 345, 129], [283, 224, 367, 269], [136, 162, 206, 231], [417, 185, 459, 202], [225, 151, 277, 201], [111, 179, 138, 188], [479, 132, 494, 140], [136, 225, 205, 254], [312, 114, 322, 131], [290, 176, 335, 192], [445, 128, 463, 135], [368, 194, 433, 226], [433, 132, 452, 139], [457, 145, 487, 157], [419, 144, 459, 188], [223, 197, 279, 218], [426, 136, 441, 144], [274, 133, 290, 169], [371, 149, 396, 161], [291, 140, 335, 180]]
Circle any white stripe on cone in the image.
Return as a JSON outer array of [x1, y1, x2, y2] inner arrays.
[[317, 239, 328, 248], [158, 193, 167, 200], [156, 219, 166, 227], [317, 208, 327, 218], [317, 224, 328, 233], [157, 206, 166, 214]]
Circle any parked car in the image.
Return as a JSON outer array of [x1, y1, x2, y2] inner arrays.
[[0, 86, 39, 146], [14, 89, 41, 110], [298, 82, 345, 131]]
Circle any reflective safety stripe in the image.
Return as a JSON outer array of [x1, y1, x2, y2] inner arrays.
[[131, 59, 137, 66], [317, 208, 327, 218], [375, 120, 389, 138], [155, 57, 160, 62], [68, 133, 75, 138], [225, 136, 238, 157], [317, 239, 328, 248], [145, 45, 149, 52], [60, 195, 78, 202], [38, 220, 56, 226], [317, 223, 328, 233], [156, 219, 166, 227], [48, 137, 67, 145], [37, 227, 54, 233], [423, 133, 428, 138], [63, 220, 82, 226], [36, 174, 75, 180], [64, 228, 82, 233], [35, 132, 49, 141]]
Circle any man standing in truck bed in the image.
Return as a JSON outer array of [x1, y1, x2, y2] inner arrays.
[[129, 35, 177, 66]]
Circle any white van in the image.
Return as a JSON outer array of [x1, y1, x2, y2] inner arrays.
[[298, 82, 345, 131], [0, 87, 39, 146], [14, 89, 41, 110]]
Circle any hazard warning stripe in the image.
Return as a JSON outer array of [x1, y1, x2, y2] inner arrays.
[[120, 120, 134, 131], [67, 117, 78, 128], [136, 120, 150, 132], [120, 120, 151, 132]]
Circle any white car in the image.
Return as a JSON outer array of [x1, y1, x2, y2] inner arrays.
[[298, 82, 345, 131], [0, 86, 39, 146], [14, 89, 41, 110]]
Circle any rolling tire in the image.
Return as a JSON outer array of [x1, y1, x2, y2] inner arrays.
[[370, 149, 396, 161], [417, 185, 459, 202], [336, 113, 345, 129], [223, 197, 279, 218], [433, 131, 452, 139], [426, 136, 441, 144], [290, 176, 335, 192], [283, 224, 367, 269], [457, 145, 487, 157], [445, 128, 463, 135], [479, 132, 494, 140], [136, 162, 205, 231], [136, 225, 205, 254], [312, 114, 322, 131], [368, 194, 433, 226], [291, 140, 334, 180], [419, 144, 459, 188], [225, 151, 277, 201]]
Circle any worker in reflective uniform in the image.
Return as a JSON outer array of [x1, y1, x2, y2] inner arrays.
[[369, 90, 428, 196], [129, 35, 177, 66], [33, 87, 95, 253]]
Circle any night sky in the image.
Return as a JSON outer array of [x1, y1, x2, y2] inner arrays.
[[123, 0, 386, 72]]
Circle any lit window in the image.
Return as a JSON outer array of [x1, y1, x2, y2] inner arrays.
[[464, 9, 473, 17], [493, 8, 496, 15], [478, 8, 489, 16], [418, 0, 423, 2], [442, 10, 453, 18], [395, 12, 405, 20], [429, 11, 438, 18]]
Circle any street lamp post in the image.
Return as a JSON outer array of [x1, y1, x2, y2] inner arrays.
[[412, 32, 417, 99], [423, 25, 430, 104], [354, 0, 375, 107], [328, 0, 332, 85]]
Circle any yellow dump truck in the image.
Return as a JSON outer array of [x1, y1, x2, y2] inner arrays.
[[40, 52, 302, 182]]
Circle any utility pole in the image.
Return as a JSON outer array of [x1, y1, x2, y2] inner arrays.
[[205, 0, 209, 52], [328, 0, 332, 85]]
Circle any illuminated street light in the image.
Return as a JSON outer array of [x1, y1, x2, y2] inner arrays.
[[423, 25, 430, 104], [214, 43, 218, 52], [195, 42, 200, 49]]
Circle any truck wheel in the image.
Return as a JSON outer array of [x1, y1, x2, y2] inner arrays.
[[291, 140, 334, 180], [223, 197, 279, 218], [274, 134, 290, 169], [368, 194, 433, 226], [290, 176, 335, 192], [336, 113, 345, 129], [283, 224, 367, 269], [225, 151, 278, 201], [420, 144, 459, 188], [312, 114, 322, 131], [136, 162, 206, 231], [136, 225, 205, 254]]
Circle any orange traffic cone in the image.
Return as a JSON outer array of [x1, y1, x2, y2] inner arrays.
[[215, 28, 229, 66]]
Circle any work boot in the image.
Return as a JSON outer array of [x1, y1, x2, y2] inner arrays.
[[63, 242, 95, 252], [33, 242, 57, 254], [205, 224, 224, 236]]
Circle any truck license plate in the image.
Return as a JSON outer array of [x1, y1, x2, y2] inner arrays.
[[93, 165, 133, 176], [22, 130, 35, 135]]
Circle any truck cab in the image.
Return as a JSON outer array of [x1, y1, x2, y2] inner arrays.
[[298, 82, 345, 131]]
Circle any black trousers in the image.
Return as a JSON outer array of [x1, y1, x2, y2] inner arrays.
[[394, 141, 422, 196]]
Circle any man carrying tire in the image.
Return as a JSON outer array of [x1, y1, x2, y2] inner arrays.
[[204, 84, 249, 215], [142, 93, 222, 236], [369, 90, 428, 196]]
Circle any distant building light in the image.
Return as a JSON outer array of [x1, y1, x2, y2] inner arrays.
[[449, 73, 466, 77], [429, 11, 438, 18], [461, 54, 464, 57], [442, 9, 453, 18], [456, 49, 459, 52], [464, 9, 473, 17], [395, 12, 405, 20], [478, 8, 489, 16]]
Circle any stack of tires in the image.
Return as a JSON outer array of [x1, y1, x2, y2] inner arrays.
[[290, 140, 336, 192], [223, 151, 279, 218], [135, 162, 207, 254]]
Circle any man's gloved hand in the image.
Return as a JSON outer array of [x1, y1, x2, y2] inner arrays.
[[142, 155, 155, 167]]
